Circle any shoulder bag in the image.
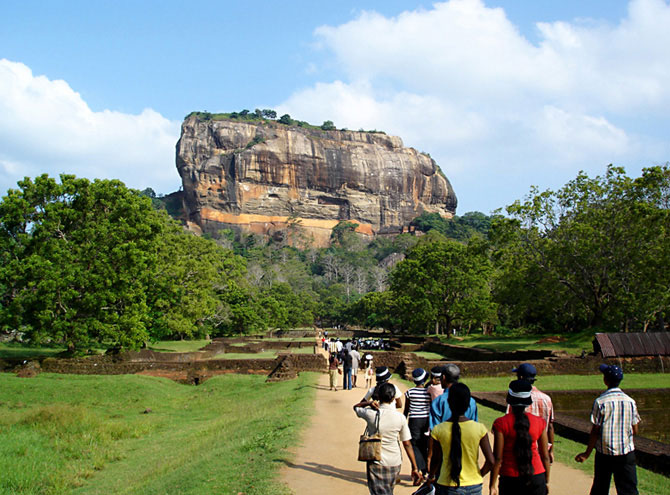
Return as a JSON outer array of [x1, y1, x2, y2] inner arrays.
[[358, 409, 382, 462]]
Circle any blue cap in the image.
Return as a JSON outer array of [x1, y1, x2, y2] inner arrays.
[[599, 364, 623, 382], [512, 363, 537, 378], [412, 368, 427, 383]]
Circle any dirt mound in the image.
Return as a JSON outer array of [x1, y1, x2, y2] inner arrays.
[[536, 335, 566, 344]]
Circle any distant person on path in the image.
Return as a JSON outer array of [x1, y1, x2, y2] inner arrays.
[[365, 355, 375, 389], [328, 352, 341, 391], [430, 364, 478, 429], [507, 363, 555, 462], [343, 349, 353, 390], [335, 338, 343, 353], [425, 383, 494, 494], [427, 366, 445, 401], [350, 346, 362, 388], [364, 366, 403, 409], [403, 368, 432, 477], [354, 382, 422, 494], [490, 379, 550, 495], [575, 364, 640, 495], [345, 339, 354, 352]]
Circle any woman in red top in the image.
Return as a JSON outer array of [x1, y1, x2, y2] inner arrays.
[[490, 380, 550, 495]]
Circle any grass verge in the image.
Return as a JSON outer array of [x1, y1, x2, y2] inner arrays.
[[0, 372, 317, 494], [147, 339, 211, 353], [448, 330, 596, 355]]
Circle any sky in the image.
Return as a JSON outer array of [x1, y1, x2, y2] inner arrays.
[[1, 0, 669, 214]]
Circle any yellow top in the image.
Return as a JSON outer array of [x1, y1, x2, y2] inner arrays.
[[431, 420, 487, 487]]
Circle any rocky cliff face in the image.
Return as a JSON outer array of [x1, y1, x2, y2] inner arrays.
[[176, 116, 457, 246]]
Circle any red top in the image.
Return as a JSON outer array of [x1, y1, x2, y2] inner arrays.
[[493, 413, 546, 477]]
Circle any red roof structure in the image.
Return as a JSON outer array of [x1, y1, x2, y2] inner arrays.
[[593, 332, 670, 358]]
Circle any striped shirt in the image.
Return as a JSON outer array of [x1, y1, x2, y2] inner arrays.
[[405, 387, 431, 419], [590, 388, 640, 456], [506, 386, 554, 432]]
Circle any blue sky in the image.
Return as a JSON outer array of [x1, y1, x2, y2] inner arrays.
[[1, 0, 668, 214]]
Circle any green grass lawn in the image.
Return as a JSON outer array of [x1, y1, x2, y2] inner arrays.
[[147, 340, 211, 353], [448, 329, 596, 355], [414, 351, 448, 360], [0, 372, 317, 495], [0, 342, 66, 360], [215, 347, 315, 360], [476, 404, 669, 495]]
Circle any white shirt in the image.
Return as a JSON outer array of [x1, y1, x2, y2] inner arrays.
[[355, 403, 411, 466]]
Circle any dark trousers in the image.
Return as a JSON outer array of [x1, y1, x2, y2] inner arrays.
[[343, 367, 352, 389], [591, 451, 638, 495], [499, 472, 547, 495], [408, 416, 429, 473]]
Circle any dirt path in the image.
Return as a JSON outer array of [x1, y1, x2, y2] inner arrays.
[[281, 364, 604, 494]]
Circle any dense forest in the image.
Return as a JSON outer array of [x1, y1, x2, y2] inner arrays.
[[1, 165, 668, 351]]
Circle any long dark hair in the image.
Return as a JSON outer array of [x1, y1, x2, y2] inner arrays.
[[446, 383, 470, 487], [511, 405, 534, 479]]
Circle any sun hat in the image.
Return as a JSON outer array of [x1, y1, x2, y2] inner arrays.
[[365, 354, 373, 360], [430, 366, 443, 378], [506, 379, 533, 407], [442, 363, 460, 383], [376, 366, 392, 382], [599, 364, 623, 383], [412, 368, 427, 383]]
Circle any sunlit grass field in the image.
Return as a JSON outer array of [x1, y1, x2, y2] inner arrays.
[[0, 372, 317, 494], [445, 330, 597, 355]]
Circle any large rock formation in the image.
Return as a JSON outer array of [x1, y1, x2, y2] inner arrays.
[[176, 116, 457, 246]]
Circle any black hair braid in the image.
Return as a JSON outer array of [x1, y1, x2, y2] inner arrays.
[[449, 420, 463, 487], [447, 384, 470, 487], [512, 405, 534, 480]]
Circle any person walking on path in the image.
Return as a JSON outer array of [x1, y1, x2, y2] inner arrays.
[[365, 355, 375, 389], [507, 363, 555, 463], [575, 364, 641, 495], [350, 346, 362, 388], [490, 379, 551, 495], [427, 366, 445, 401], [328, 352, 342, 391], [343, 350, 353, 390], [425, 383, 494, 495], [430, 364, 478, 429], [355, 382, 423, 495], [403, 368, 432, 477], [364, 366, 403, 409]]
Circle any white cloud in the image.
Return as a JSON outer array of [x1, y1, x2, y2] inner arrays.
[[0, 59, 181, 196], [280, 0, 670, 213]]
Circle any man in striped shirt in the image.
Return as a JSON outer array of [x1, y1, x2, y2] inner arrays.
[[575, 364, 641, 495]]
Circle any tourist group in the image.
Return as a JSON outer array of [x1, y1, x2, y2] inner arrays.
[[328, 344, 641, 495]]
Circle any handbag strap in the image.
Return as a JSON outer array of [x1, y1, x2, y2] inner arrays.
[[363, 409, 381, 436]]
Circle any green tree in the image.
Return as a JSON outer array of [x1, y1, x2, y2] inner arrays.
[[495, 165, 670, 331], [278, 114, 293, 125], [389, 233, 496, 334], [0, 175, 165, 351], [321, 120, 336, 130]]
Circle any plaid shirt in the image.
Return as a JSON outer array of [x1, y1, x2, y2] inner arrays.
[[591, 388, 641, 456], [505, 386, 554, 432]]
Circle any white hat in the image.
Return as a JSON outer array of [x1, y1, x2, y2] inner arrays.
[[365, 354, 373, 360]]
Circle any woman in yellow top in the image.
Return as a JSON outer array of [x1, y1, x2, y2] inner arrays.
[[425, 383, 494, 495]]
